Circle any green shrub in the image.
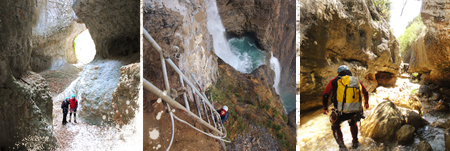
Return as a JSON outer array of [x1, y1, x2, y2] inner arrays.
[[277, 132, 285, 139], [372, 0, 392, 22], [282, 114, 288, 123], [274, 124, 282, 131], [268, 120, 273, 128], [399, 15, 425, 56]]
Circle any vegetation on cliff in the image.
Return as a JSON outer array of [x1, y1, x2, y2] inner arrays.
[[208, 63, 295, 150], [399, 15, 425, 61]]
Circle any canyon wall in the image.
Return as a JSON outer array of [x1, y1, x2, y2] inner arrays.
[[299, 0, 401, 112]]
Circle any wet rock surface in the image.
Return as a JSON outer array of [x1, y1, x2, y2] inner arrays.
[[415, 140, 433, 151], [299, 0, 401, 112], [396, 124, 416, 145]]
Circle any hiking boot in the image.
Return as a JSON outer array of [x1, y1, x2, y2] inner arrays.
[[352, 140, 359, 149], [74, 120, 77, 123], [69, 119, 71, 122], [339, 146, 348, 151]]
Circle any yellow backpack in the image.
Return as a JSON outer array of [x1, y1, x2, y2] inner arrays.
[[336, 76, 362, 113]]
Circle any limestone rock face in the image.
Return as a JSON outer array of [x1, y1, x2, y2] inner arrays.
[[112, 63, 140, 127], [299, 0, 401, 112], [408, 0, 450, 85], [59, 60, 122, 125], [31, 0, 86, 72], [0, 1, 58, 150], [0, 72, 57, 150], [143, 0, 219, 101], [72, 0, 139, 59], [217, 0, 296, 95], [361, 101, 404, 142]]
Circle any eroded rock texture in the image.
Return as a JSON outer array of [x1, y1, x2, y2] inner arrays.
[[299, 0, 401, 112], [66, 0, 140, 126], [217, 0, 296, 94], [407, 0, 450, 85], [31, 0, 86, 72], [0, 0, 58, 150], [73, 0, 140, 59], [112, 63, 140, 127]]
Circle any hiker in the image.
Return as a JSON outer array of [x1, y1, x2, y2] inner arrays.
[[216, 106, 229, 123], [322, 65, 369, 151], [69, 95, 78, 123], [61, 97, 70, 125]]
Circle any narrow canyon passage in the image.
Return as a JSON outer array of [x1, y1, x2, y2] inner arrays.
[[41, 62, 139, 150], [298, 75, 448, 150]]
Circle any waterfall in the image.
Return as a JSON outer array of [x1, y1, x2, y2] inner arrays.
[[206, 0, 265, 73], [270, 52, 281, 94]]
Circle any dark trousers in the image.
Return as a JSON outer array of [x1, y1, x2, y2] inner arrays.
[[331, 112, 359, 147], [62, 109, 68, 124]]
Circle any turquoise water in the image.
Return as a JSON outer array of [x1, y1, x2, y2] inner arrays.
[[227, 37, 267, 73], [280, 91, 296, 113]]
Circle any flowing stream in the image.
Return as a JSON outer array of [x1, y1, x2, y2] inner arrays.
[[298, 77, 447, 150]]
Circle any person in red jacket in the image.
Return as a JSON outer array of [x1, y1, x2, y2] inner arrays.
[[69, 95, 78, 123], [322, 65, 369, 151]]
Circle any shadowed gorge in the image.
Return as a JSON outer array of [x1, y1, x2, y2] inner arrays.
[[0, 0, 140, 150]]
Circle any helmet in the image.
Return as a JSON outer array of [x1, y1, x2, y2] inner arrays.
[[72, 95, 75, 97], [223, 106, 228, 111], [337, 65, 349, 73]]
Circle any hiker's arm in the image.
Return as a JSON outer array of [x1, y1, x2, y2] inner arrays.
[[61, 102, 63, 108], [76, 99, 78, 108], [322, 79, 333, 111], [359, 81, 369, 107]]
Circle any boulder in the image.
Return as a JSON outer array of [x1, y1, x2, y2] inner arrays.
[[361, 101, 404, 142], [396, 124, 415, 144], [399, 108, 428, 129], [415, 140, 433, 151], [419, 85, 432, 98]]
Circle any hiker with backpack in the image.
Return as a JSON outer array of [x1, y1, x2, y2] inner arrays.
[[322, 65, 369, 151], [61, 97, 70, 125], [68, 95, 78, 123]]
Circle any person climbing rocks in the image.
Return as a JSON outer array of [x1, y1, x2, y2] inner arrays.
[[216, 106, 229, 123], [322, 65, 369, 151], [61, 97, 70, 125], [68, 95, 78, 123]]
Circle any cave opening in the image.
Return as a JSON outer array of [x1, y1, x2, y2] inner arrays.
[[73, 29, 96, 64], [375, 71, 396, 87]]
